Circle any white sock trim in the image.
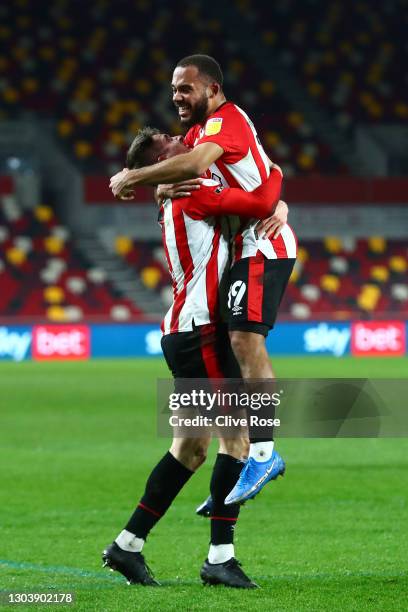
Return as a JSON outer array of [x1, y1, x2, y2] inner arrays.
[[115, 529, 144, 553], [249, 441, 274, 462], [208, 544, 234, 564]]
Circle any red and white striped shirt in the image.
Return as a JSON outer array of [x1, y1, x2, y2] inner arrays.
[[184, 102, 297, 262], [160, 173, 282, 335]]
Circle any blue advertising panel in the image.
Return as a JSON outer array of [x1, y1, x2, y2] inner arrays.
[[92, 322, 352, 358], [0, 326, 32, 361], [5, 320, 407, 360], [91, 324, 163, 358], [267, 322, 351, 357]]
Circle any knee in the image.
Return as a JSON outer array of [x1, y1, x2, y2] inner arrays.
[[230, 331, 266, 374], [170, 437, 209, 471], [191, 439, 208, 469], [229, 331, 247, 363], [230, 331, 263, 364]]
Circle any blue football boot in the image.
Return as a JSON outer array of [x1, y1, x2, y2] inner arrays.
[[224, 450, 285, 505], [196, 495, 213, 517]]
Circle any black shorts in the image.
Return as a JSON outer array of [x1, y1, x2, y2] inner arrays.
[[161, 322, 241, 379], [227, 255, 296, 336]]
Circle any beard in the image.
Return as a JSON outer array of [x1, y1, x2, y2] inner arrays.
[[177, 94, 209, 129]]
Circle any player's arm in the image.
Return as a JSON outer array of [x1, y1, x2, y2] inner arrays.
[[254, 156, 287, 238], [187, 168, 282, 219], [110, 143, 223, 198], [156, 179, 203, 204]]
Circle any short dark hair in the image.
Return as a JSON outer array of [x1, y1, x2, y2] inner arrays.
[[126, 127, 160, 169], [176, 54, 223, 87]]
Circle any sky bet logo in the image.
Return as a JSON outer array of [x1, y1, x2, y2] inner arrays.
[[0, 327, 32, 361], [303, 323, 351, 357]]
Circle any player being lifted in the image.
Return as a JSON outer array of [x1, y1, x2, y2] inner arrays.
[[110, 55, 297, 504], [104, 129, 285, 587]]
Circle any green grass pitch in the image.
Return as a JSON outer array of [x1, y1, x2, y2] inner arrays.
[[1, 357, 407, 611]]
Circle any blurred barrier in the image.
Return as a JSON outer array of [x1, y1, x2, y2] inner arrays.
[[0, 322, 407, 361]]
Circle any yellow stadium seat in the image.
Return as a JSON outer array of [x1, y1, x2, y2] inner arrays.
[[368, 103, 383, 118], [46, 306, 67, 322], [76, 111, 93, 125], [74, 141, 92, 158], [324, 237, 342, 253], [44, 236, 64, 255], [208, 19, 221, 32], [229, 60, 245, 75], [357, 287, 380, 311], [288, 112, 304, 128], [370, 266, 389, 282], [141, 267, 161, 289], [395, 103, 408, 119], [113, 69, 128, 84], [304, 61, 318, 76], [128, 120, 141, 135], [44, 286, 65, 304], [297, 246, 308, 263], [297, 152, 315, 169], [22, 78, 39, 93], [60, 37, 76, 51], [123, 100, 140, 114], [320, 274, 340, 293], [317, 31, 329, 45], [0, 26, 10, 39], [35, 205, 53, 223], [115, 236, 133, 256], [13, 47, 28, 61], [340, 71, 354, 85], [151, 48, 165, 62], [260, 81, 275, 96], [105, 109, 122, 126], [262, 31, 276, 46], [39, 46, 55, 61], [368, 236, 386, 253], [197, 38, 212, 54], [308, 82, 323, 96], [265, 132, 280, 147], [16, 15, 31, 28], [340, 41, 353, 53], [57, 119, 73, 137], [6, 247, 26, 266], [135, 79, 151, 94], [389, 256, 407, 273], [289, 267, 299, 284], [3, 88, 19, 103], [323, 51, 336, 65], [109, 131, 125, 146]]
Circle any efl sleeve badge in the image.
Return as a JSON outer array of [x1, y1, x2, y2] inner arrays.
[[205, 117, 223, 136]]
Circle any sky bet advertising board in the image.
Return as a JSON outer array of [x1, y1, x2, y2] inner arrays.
[[0, 322, 406, 361]]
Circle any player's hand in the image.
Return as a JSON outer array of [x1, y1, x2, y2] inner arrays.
[[109, 168, 138, 199], [256, 199, 288, 239], [157, 178, 203, 203]]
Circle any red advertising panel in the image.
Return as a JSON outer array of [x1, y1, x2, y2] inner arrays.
[[32, 325, 90, 361], [351, 321, 406, 356]]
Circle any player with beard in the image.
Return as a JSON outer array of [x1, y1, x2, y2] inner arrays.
[[103, 128, 284, 588], [110, 55, 297, 505]]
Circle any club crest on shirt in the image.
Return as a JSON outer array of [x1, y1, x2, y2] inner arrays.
[[205, 117, 223, 136]]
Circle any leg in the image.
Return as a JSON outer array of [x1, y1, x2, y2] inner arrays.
[[121, 436, 209, 543], [103, 436, 209, 585], [225, 257, 296, 504], [200, 444, 258, 589], [218, 435, 249, 460], [229, 330, 274, 379]]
